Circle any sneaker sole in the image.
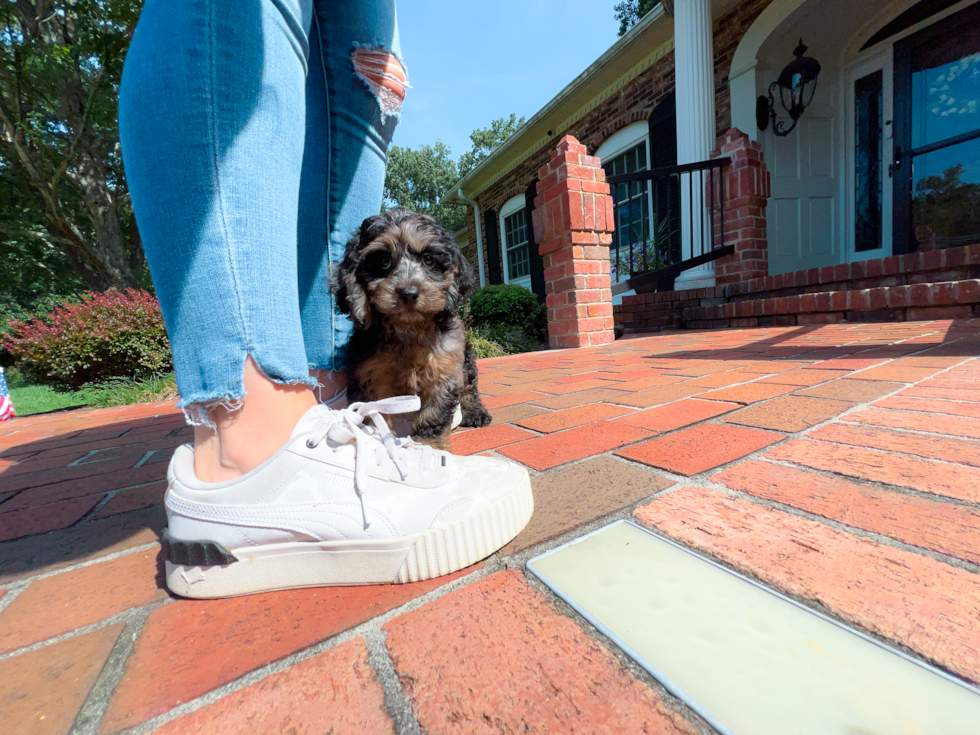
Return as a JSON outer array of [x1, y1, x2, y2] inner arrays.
[[164, 470, 533, 598]]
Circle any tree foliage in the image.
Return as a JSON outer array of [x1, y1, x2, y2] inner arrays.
[[614, 0, 659, 37], [457, 113, 525, 180], [383, 114, 525, 232], [1, 0, 145, 308], [913, 164, 980, 246]]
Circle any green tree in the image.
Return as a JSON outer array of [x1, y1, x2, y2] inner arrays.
[[1, 1, 144, 297], [457, 113, 525, 179], [383, 140, 464, 231], [614, 0, 659, 37], [383, 115, 526, 232]]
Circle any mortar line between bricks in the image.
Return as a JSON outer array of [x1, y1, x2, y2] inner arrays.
[[835, 413, 980, 441], [71, 607, 153, 735], [0, 580, 29, 616], [2, 540, 161, 587], [113, 563, 504, 735], [517, 569, 721, 735], [0, 476, 164, 510], [698, 480, 980, 574], [0, 597, 173, 664], [753, 453, 980, 510], [362, 627, 423, 735]]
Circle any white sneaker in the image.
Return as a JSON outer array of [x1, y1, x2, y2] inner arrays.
[[162, 397, 533, 598]]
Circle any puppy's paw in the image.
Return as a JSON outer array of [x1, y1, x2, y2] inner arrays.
[[460, 405, 492, 428]]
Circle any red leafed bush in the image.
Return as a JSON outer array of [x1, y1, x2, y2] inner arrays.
[[2, 289, 172, 390]]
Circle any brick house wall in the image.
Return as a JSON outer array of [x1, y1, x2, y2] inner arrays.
[[460, 0, 773, 286]]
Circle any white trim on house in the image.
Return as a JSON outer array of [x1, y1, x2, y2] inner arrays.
[[595, 121, 649, 162], [500, 195, 532, 291]]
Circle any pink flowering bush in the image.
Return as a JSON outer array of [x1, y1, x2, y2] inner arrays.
[[2, 289, 172, 390]]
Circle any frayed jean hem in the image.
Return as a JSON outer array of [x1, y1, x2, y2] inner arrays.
[[177, 373, 319, 429]]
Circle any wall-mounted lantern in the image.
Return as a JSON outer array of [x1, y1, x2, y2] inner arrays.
[[756, 39, 821, 136]]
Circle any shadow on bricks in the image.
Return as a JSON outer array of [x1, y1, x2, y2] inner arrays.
[[0, 411, 183, 583]]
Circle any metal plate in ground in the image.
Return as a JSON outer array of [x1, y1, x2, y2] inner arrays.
[[528, 520, 980, 735]]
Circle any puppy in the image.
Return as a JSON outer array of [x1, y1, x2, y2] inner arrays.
[[334, 208, 492, 450]]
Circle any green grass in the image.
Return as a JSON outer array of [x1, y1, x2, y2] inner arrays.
[[5, 367, 178, 417]]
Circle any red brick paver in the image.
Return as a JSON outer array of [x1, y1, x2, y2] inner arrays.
[[634, 488, 980, 684], [614, 398, 740, 433], [0, 624, 123, 735], [151, 639, 394, 735], [100, 571, 475, 734], [617, 424, 784, 475], [383, 571, 696, 735], [0, 549, 167, 654], [497, 420, 651, 471], [2, 321, 979, 731]]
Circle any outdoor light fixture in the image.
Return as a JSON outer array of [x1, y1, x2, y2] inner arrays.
[[756, 39, 821, 136]]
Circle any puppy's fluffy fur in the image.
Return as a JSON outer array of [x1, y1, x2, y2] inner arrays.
[[334, 208, 492, 449]]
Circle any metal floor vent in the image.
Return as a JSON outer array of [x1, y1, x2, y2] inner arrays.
[[528, 521, 980, 735]]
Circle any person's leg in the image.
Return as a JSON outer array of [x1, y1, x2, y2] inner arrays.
[[119, 0, 318, 481], [297, 0, 406, 395]]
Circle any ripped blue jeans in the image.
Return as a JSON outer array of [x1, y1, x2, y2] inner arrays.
[[118, 0, 403, 424]]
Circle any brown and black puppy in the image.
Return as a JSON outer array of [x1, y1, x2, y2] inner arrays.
[[334, 208, 492, 450]]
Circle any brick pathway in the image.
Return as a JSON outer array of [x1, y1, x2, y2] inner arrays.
[[2, 320, 979, 734]]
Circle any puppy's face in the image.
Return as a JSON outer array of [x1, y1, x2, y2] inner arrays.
[[336, 210, 475, 329]]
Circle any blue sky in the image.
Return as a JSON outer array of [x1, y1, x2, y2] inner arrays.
[[391, 0, 621, 157]]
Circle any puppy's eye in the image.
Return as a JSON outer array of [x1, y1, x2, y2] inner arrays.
[[421, 253, 435, 268], [379, 255, 391, 270]]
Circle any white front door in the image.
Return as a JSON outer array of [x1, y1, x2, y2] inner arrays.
[[765, 86, 840, 275], [843, 51, 893, 262]]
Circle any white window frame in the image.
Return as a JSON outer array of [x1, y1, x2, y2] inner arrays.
[[595, 122, 652, 304], [500, 195, 532, 290]]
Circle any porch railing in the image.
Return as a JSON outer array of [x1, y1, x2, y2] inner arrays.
[[605, 156, 732, 294]]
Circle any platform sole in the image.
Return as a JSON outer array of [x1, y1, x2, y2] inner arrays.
[[165, 471, 533, 598]]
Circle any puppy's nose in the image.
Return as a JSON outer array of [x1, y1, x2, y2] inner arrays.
[[398, 286, 420, 303]]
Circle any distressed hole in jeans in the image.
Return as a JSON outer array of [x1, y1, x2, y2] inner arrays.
[[352, 46, 408, 123]]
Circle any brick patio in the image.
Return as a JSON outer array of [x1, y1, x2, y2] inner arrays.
[[2, 320, 980, 733]]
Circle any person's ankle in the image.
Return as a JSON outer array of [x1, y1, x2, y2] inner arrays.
[[311, 369, 347, 403], [191, 358, 318, 482]]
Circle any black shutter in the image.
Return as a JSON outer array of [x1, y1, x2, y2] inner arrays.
[[648, 93, 681, 263], [525, 179, 546, 302], [648, 92, 676, 167], [484, 209, 503, 285]]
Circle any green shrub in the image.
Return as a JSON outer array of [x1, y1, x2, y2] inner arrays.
[[2, 289, 172, 391], [466, 325, 547, 359], [465, 284, 547, 340], [466, 329, 508, 359]]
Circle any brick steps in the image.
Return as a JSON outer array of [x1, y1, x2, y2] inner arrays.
[[616, 243, 980, 333], [683, 279, 980, 328]]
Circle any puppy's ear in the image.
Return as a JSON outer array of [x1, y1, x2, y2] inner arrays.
[[332, 215, 382, 330], [342, 273, 372, 330]]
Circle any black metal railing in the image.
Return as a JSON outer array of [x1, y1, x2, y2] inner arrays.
[[605, 156, 731, 294]]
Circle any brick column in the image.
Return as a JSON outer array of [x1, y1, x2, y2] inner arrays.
[[531, 136, 616, 348], [711, 128, 770, 286]]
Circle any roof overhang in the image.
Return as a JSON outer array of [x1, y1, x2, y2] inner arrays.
[[441, 0, 742, 206], [441, 5, 671, 206]]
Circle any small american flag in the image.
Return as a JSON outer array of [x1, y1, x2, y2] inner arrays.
[[0, 367, 15, 422]]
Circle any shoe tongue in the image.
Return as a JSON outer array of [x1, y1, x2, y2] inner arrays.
[[290, 404, 333, 440]]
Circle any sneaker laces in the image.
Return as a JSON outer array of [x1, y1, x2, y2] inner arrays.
[[305, 395, 437, 528]]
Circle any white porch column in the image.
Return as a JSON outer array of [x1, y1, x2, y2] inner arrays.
[[674, 0, 717, 289]]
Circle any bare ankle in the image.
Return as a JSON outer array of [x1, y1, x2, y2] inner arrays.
[[191, 358, 317, 482]]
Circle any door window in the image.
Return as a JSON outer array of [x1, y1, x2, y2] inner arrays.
[[855, 70, 885, 252], [895, 5, 980, 251]]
